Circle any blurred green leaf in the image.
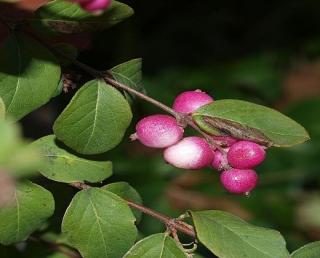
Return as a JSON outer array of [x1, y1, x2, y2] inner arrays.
[[62, 188, 137, 258], [32, 135, 113, 183], [53, 79, 132, 154], [190, 210, 290, 258], [35, 0, 134, 34], [109, 58, 145, 101], [291, 241, 320, 258], [0, 33, 61, 120], [0, 97, 5, 120], [193, 99, 310, 147], [0, 120, 40, 176], [102, 181, 143, 223], [0, 181, 55, 245], [296, 195, 320, 230], [124, 233, 187, 258]]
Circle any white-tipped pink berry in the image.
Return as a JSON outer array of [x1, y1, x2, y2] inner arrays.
[[79, 0, 111, 12], [227, 141, 266, 169], [163, 136, 214, 170], [211, 149, 229, 171], [134, 114, 184, 148], [220, 169, 258, 194], [212, 135, 238, 147], [172, 90, 213, 114]]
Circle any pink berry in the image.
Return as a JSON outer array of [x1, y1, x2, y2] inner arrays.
[[172, 90, 213, 114], [227, 141, 266, 169], [212, 135, 238, 147], [163, 136, 214, 169], [211, 149, 229, 171], [134, 114, 184, 148], [80, 0, 111, 12], [220, 169, 258, 194]]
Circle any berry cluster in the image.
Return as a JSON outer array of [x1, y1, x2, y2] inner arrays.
[[132, 90, 267, 195], [73, 0, 111, 13]]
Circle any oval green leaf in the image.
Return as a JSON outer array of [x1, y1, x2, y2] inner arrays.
[[190, 210, 290, 258], [53, 79, 132, 154], [192, 99, 310, 147], [0, 33, 61, 120], [102, 182, 143, 223], [124, 233, 187, 258], [32, 135, 112, 183], [291, 241, 320, 258], [62, 188, 137, 258], [0, 180, 55, 245], [35, 0, 133, 34]]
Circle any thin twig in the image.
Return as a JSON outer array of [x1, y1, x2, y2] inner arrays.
[[23, 30, 225, 151], [70, 182, 196, 238]]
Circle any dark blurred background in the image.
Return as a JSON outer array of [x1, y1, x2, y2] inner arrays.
[[16, 0, 320, 257]]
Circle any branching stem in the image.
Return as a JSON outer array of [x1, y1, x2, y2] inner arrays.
[[24, 31, 222, 150]]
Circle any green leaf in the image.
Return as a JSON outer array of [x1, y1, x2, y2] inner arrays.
[[0, 33, 61, 120], [192, 99, 310, 147], [124, 233, 187, 258], [109, 58, 145, 101], [190, 210, 290, 258], [102, 182, 143, 223], [35, 0, 134, 34], [53, 79, 132, 154], [32, 135, 112, 183], [62, 188, 137, 258], [0, 181, 55, 245], [291, 241, 320, 258], [0, 96, 5, 120]]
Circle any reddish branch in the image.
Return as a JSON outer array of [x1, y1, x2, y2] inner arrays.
[[0, 16, 201, 258], [17, 30, 199, 239], [22, 30, 221, 150], [70, 182, 196, 238]]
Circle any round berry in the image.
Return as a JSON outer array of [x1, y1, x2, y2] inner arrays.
[[80, 0, 111, 12], [172, 90, 213, 114], [163, 136, 214, 169], [211, 149, 229, 171], [212, 135, 238, 147], [220, 169, 258, 194], [134, 114, 184, 148], [227, 141, 266, 169]]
